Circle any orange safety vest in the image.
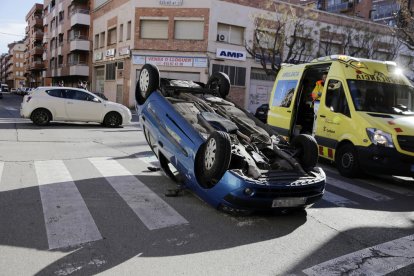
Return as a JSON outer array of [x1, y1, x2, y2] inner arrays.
[[311, 80, 324, 101]]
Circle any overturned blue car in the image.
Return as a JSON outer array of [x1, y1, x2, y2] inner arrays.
[[136, 63, 325, 214]]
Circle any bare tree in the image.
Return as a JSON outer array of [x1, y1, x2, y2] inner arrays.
[[395, 0, 414, 50], [245, 3, 316, 76]]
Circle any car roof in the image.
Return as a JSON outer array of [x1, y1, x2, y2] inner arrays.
[[37, 86, 93, 93]]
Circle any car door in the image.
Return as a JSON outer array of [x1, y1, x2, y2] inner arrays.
[[64, 89, 105, 122], [316, 79, 353, 160], [44, 89, 67, 120]]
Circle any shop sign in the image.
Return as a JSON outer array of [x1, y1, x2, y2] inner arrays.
[[160, 0, 183, 6], [118, 46, 130, 56], [106, 48, 115, 57], [133, 55, 207, 68], [94, 52, 103, 61], [216, 48, 246, 61]]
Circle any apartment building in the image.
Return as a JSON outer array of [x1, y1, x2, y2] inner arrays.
[[6, 42, 26, 89], [91, 0, 414, 111], [43, 0, 91, 87], [26, 3, 45, 88], [0, 54, 8, 84]]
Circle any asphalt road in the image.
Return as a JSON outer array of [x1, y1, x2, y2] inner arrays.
[[0, 92, 413, 276]]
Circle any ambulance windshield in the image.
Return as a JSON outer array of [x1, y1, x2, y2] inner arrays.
[[347, 80, 414, 115]]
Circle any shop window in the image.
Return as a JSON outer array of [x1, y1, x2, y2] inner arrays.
[[106, 63, 116, 80], [212, 64, 246, 86], [174, 19, 204, 40], [217, 23, 244, 45], [140, 19, 168, 39]]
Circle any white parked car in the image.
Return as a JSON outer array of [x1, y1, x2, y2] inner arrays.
[[20, 87, 132, 127]]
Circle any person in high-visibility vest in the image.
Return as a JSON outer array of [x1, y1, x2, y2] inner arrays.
[[311, 72, 327, 135]]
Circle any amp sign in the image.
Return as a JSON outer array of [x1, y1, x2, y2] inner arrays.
[[216, 48, 246, 61]]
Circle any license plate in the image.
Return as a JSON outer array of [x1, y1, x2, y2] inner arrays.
[[272, 197, 306, 208]]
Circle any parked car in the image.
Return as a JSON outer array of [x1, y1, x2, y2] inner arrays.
[[10, 88, 17, 93], [20, 86, 132, 127], [135, 63, 326, 214], [254, 103, 269, 123]]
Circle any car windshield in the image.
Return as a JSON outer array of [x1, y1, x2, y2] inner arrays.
[[347, 80, 414, 115]]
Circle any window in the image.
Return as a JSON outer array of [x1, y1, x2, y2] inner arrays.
[[271, 80, 298, 107], [58, 11, 64, 22], [94, 34, 99, 49], [117, 61, 124, 70], [108, 28, 117, 45], [58, 55, 63, 67], [119, 24, 123, 42], [106, 63, 116, 80], [127, 21, 131, 40], [174, 19, 204, 40], [217, 23, 244, 45], [65, 90, 90, 101], [140, 19, 168, 39], [100, 32, 105, 48], [212, 64, 246, 86], [46, 89, 65, 98], [326, 79, 350, 116]]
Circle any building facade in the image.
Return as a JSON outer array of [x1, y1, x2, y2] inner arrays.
[[0, 54, 8, 84], [6, 42, 26, 89], [43, 0, 91, 87], [91, 0, 414, 111], [25, 3, 45, 88]]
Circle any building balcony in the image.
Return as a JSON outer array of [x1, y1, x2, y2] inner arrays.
[[32, 17, 43, 28], [43, 16, 48, 26], [43, 36, 48, 44], [34, 31, 44, 41], [70, 39, 90, 52], [31, 46, 44, 56], [30, 61, 45, 70], [70, 10, 90, 27], [69, 64, 89, 76], [25, 26, 30, 34], [43, 52, 47, 60]]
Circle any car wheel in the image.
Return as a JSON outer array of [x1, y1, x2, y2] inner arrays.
[[104, 112, 122, 127], [135, 63, 160, 105], [335, 143, 361, 178], [206, 72, 230, 99], [196, 131, 232, 188], [31, 108, 51, 126], [291, 134, 319, 171]]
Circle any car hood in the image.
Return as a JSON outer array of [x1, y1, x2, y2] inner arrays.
[[358, 112, 414, 135], [105, 101, 128, 110]]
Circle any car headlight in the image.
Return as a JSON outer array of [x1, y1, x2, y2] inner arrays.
[[366, 128, 394, 148]]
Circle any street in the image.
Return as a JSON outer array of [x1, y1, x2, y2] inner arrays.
[[1, 92, 414, 276]]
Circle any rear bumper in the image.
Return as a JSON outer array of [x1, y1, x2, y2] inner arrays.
[[357, 145, 414, 177]]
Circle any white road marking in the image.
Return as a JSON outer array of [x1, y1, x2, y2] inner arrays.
[[303, 234, 414, 276], [0, 162, 4, 184], [327, 177, 393, 201], [35, 160, 102, 250], [89, 157, 188, 230], [321, 164, 414, 196], [323, 191, 359, 207], [137, 155, 160, 167], [4, 107, 17, 111]]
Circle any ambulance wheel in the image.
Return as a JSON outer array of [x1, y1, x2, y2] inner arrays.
[[206, 72, 230, 98], [291, 134, 319, 171], [335, 143, 361, 178], [135, 63, 160, 105]]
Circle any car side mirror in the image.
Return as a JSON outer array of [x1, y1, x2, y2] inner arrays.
[[92, 97, 101, 103]]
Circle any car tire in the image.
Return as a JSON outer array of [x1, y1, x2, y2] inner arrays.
[[206, 72, 231, 99], [103, 112, 122, 127], [335, 143, 361, 178], [135, 63, 160, 105], [197, 131, 232, 188], [31, 108, 51, 126], [291, 134, 319, 171]]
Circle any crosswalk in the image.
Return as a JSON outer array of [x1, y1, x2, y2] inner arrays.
[[0, 157, 413, 250]]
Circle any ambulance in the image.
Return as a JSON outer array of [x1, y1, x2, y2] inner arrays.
[[267, 55, 414, 178]]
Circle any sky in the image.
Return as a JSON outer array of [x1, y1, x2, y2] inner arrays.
[[0, 0, 40, 54]]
